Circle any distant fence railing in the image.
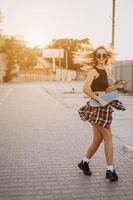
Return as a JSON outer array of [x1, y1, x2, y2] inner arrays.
[[113, 61, 133, 93], [15, 69, 77, 82], [8, 60, 133, 93]]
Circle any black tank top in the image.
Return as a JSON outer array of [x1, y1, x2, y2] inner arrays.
[[91, 67, 109, 92]]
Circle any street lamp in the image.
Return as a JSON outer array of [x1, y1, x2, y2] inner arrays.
[[112, 0, 116, 48], [65, 46, 70, 70]]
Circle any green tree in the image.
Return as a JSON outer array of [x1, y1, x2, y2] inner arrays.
[[46, 38, 91, 70], [0, 35, 41, 82]]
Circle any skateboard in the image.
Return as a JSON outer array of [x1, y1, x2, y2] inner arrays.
[[89, 90, 119, 107]]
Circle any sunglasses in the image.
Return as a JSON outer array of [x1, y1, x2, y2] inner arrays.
[[96, 53, 107, 59]]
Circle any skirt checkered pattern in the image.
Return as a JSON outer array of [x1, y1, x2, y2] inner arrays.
[[78, 100, 125, 129]]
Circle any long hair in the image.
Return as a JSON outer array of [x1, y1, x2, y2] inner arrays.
[[73, 44, 116, 71]]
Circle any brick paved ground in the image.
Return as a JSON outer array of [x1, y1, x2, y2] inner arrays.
[[0, 83, 133, 200]]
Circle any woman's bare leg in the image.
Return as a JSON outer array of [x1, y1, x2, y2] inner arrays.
[[97, 126, 119, 181], [98, 126, 113, 165], [86, 124, 103, 159]]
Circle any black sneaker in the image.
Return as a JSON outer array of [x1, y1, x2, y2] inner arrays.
[[78, 160, 92, 176], [105, 169, 118, 182]]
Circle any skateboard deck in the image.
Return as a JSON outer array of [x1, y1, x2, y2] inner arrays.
[[89, 90, 119, 107]]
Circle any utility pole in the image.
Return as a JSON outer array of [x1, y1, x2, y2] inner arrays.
[[65, 50, 68, 70], [112, 0, 116, 49]]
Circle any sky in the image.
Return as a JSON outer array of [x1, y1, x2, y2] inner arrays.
[[0, 0, 133, 60]]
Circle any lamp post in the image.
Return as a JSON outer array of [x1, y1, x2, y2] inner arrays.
[[112, 0, 116, 49], [65, 46, 70, 70], [65, 50, 68, 70], [59, 48, 61, 69]]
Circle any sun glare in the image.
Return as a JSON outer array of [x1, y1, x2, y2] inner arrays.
[[24, 35, 45, 47]]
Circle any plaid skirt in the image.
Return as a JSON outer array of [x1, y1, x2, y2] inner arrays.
[[78, 100, 126, 129]]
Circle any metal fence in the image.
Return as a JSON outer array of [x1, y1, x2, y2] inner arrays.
[[113, 61, 133, 93]]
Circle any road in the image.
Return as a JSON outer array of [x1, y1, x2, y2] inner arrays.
[[0, 82, 133, 200], [42, 81, 133, 147]]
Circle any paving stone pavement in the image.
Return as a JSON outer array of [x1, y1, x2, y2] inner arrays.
[[0, 83, 133, 200]]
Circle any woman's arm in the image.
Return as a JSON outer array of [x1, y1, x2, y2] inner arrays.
[[106, 80, 128, 93], [83, 69, 108, 107], [105, 84, 118, 92]]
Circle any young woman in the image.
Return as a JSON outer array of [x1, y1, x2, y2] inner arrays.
[[74, 45, 127, 182]]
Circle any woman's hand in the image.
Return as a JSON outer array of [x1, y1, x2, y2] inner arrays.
[[115, 80, 128, 89], [99, 99, 108, 107]]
